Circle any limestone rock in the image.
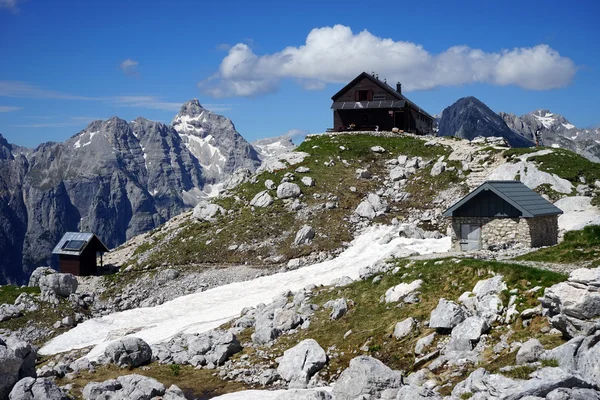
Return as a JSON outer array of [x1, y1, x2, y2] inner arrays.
[[102, 337, 152, 368], [82, 374, 166, 400], [277, 182, 302, 199], [354, 194, 388, 220], [294, 226, 315, 246], [38, 273, 78, 297], [192, 201, 224, 221], [250, 190, 274, 208], [332, 356, 403, 400], [301, 176, 315, 187], [265, 179, 276, 190], [430, 161, 446, 177], [277, 339, 327, 388], [9, 377, 67, 400], [517, 338, 545, 365], [385, 280, 423, 303], [393, 318, 416, 340], [323, 298, 348, 320], [371, 146, 385, 153], [275, 389, 332, 400], [28, 267, 56, 288], [0, 341, 23, 399], [429, 299, 466, 330], [0, 304, 21, 322]]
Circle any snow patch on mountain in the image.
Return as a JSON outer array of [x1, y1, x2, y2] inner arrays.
[[39, 224, 451, 359]]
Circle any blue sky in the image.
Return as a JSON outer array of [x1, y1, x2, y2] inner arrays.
[[0, 0, 599, 148]]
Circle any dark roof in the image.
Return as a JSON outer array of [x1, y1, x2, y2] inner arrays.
[[331, 100, 406, 110], [52, 232, 109, 256], [443, 181, 563, 218], [331, 72, 434, 119]]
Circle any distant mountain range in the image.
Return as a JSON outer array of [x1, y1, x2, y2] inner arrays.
[[0, 100, 288, 284], [438, 97, 600, 161]]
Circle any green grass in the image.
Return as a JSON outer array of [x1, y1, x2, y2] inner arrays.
[[500, 365, 538, 379], [131, 133, 460, 269], [517, 225, 600, 264], [0, 285, 40, 305], [236, 258, 566, 387], [504, 146, 600, 184]]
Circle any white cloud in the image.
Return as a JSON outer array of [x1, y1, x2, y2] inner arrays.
[[0, 81, 98, 100], [112, 96, 182, 111], [120, 59, 139, 76], [201, 25, 577, 97], [0, 106, 21, 112], [0, 0, 21, 13]]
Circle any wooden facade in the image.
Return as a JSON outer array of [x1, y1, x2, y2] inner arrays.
[[331, 72, 434, 134], [52, 232, 109, 276]]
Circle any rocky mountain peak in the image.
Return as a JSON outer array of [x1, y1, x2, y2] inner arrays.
[[438, 96, 534, 148], [0, 133, 14, 160], [177, 98, 205, 117]]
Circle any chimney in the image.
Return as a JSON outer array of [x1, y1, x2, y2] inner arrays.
[[396, 82, 402, 94]]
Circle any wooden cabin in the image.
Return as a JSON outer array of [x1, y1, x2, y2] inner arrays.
[[52, 232, 109, 276], [443, 181, 562, 251], [331, 72, 434, 133]]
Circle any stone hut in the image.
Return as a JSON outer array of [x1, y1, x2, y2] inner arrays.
[[443, 181, 562, 251]]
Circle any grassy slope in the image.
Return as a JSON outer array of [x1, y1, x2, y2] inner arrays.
[[517, 225, 600, 266], [230, 258, 566, 396], [125, 134, 463, 271]]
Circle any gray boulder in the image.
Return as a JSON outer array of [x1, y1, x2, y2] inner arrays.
[[83, 374, 165, 400], [28, 267, 56, 287], [389, 167, 406, 181], [0, 340, 23, 399], [9, 377, 67, 400], [192, 201, 224, 221], [397, 224, 425, 239], [163, 385, 187, 400], [517, 338, 545, 365], [294, 225, 315, 246], [332, 356, 403, 400], [429, 299, 466, 331], [102, 337, 152, 368], [430, 161, 446, 177], [0, 304, 21, 322], [5, 337, 37, 379], [393, 318, 416, 340], [277, 339, 327, 388], [354, 194, 388, 220], [265, 179, 276, 190], [250, 190, 274, 208], [447, 316, 489, 352], [323, 298, 348, 320], [38, 273, 78, 297], [277, 182, 302, 199], [415, 333, 436, 356], [301, 176, 315, 187], [395, 385, 442, 399]]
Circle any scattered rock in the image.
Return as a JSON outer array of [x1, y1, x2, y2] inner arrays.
[[295, 166, 310, 173], [28, 267, 56, 288], [447, 316, 489, 351], [82, 374, 172, 400], [250, 190, 274, 208], [332, 356, 403, 400], [430, 161, 446, 177], [102, 337, 152, 368], [385, 280, 423, 303], [323, 298, 348, 320], [301, 177, 315, 187], [277, 339, 328, 388], [277, 182, 302, 199], [517, 338, 545, 365], [371, 146, 385, 153], [294, 226, 315, 246], [192, 201, 225, 221], [393, 318, 416, 339], [0, 304, 21, 322], [429, 299, 466, 331], [9, 377, 67, 400], [265, 179, 276, 190]]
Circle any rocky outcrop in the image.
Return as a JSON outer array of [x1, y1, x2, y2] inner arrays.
[[38, 273, 78, 298], [0, 337, 37, 399], [541, 267, 600, 338]]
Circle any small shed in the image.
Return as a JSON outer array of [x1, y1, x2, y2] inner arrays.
[[443, 181, 563, 251], [52, 232, 109, 276]]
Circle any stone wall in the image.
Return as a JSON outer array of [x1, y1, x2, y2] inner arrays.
[[528, 215, 559, 247], [449, 215, 558, 251]]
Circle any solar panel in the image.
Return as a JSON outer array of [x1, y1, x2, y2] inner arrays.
[[62, 240, 87, 251]]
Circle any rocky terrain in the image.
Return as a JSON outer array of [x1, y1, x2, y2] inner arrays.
[[1, 130, 600, 399]]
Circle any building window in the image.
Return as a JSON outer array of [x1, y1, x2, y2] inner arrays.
[[355, 90, 373, 101]]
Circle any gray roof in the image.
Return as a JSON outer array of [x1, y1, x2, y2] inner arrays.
[[331, 100, 406, 110], [52, 232, 109, 256], [443, 181, 563, 218]]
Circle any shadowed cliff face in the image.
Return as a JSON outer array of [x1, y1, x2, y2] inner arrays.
[[438, 96, 534, 148]]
